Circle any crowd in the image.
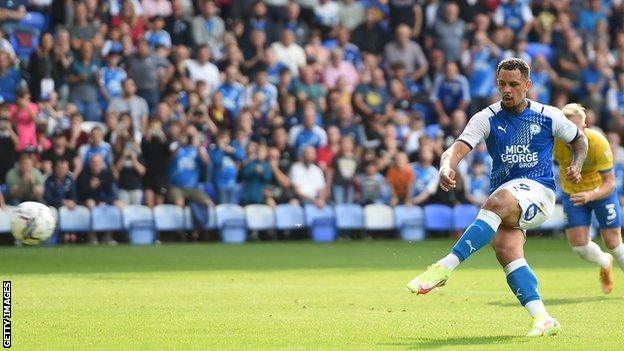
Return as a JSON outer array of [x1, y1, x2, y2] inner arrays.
[[1, 0, 624, 242]]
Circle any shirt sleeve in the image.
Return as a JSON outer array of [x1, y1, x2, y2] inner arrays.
[[548, 106, 578, 143], [594, 134, 614, 172], [457, 110, 491, 149]]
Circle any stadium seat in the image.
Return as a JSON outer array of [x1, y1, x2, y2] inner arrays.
[[59, 205, 91, 232], [539, 204, 565, 231], [91, 205, 123, 232], [275, 204, 305, 230], [394, 205, 425, 241], [363, 204, 395, 230], [153, 205, 185, 231], [245, 204, 275, 231], [184, 205, 217, 230], [19, 12, 48, 32], [304, 204, 336, 242], [216, 204, 246, 243], [423, 204, 453, 231], [334, 204, 364, 230], [453, 204, 480, 231], [0, 206, 13, 233], [122, 205, 153, 229]]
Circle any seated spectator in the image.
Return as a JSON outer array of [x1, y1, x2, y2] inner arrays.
[[6, 152, 44, 205], [465, 158, 489, 206], [493, 0, 534, 38], [265, 146, 293, 206], [64, 112, 90, 151], [289, 145, 327, 207], [9, 88, 38, 152], [353, 68, 391, 120], [356, 161, 388, 205], [0, 0, 25, 26], [314, 0, 340, 35], [144, 16, 172, 49], [331, 104, 365, 145], [386, 151, 414, 206], [430, 61, 470, 127], [108, 79, 149, 134], [245, 67, 278, 119], [78, 126, 113, 168], [141, 119, 170, 207], [113, 136, 145, 205], [41, 130, 80, 175], [208, 131, 243, 204], [288, 104, 328, 154], [295, 65, 326, 112], [464, 30, 500, 115], [327, 136, 357, 204], [0, 106, 17, 183], [44, 159, 77, 210], [240, 143, 272, 205], [270, 29, 306, 77], [323, 48, 359, 92], [411, 147, 438, 205], [184, 45, 220, 94], [581, 54, 613, 117], [191, 0, 225, 54], [607, 72, 624, 132], [218, 65, 245, 118], [99, 51, 128, 111], [317, 126, 340, 171], [68, 42, 101, 122], [0, 51, 20, 104], [278, 2, 309, 45]]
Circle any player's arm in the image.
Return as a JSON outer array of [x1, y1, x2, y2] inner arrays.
[[565, 131, 588, 184], [571, 136, 615, 205]]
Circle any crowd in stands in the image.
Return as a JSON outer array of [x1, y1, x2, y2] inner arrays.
[[1, 0, 624, 243]]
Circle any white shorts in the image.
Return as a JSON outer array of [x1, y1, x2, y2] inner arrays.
[[496, 178, 556, 230]]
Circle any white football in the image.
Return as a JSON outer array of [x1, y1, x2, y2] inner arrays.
[[11, 202, 56, 245]]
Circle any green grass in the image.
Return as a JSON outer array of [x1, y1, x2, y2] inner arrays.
[[2, 238, 623, 350]]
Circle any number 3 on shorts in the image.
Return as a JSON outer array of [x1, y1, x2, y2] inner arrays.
[[606, 203, 617, 222]]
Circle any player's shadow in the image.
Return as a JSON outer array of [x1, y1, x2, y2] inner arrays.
[[488, 295, 622, 307], [379, 335, 526, 349]]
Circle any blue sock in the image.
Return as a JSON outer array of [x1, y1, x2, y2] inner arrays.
[[504, 258, 541, 306], [450, 210, 501, 262]]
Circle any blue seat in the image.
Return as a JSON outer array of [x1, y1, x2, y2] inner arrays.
[[19, 12, 47, 32], [59, 205, 91, 232], [394, 205, 425, 241], [216, 204, 246, 243], [153, 205, 185, 231], [453, 204, 479, 231], [335, 204, 364, 230], [91, 205, 123, 232], [0, 206, 13, 233], [245, 204, 275, 231], [275, 204, 305, 230], [128, 220, 156, 245], [364, 204, 395, 230], [122, 205, 153, 229], [305, 204, 336, 242], [423, 204, 453, 231]]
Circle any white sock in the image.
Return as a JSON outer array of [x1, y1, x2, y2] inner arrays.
[[572, 242, 611, 268], [610, 243, 624, 270], [437, 253, 461, 271], [525, 300, 548, 317]]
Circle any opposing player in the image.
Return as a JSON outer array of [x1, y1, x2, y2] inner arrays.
[[554, 103, 624, 294], [406, 58, 588, 336]]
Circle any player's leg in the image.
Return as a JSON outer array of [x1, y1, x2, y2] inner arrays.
[[593, 193, 624, 270], [406, 188, 519, 294], [492, 226, 561, 336]]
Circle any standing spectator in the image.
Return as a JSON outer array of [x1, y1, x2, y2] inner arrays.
[[581, 54, 613, 116], [44, 159, 78, 243], [290, 145, 327, 207], [108, 79, 149, 133], [28, 33, 58, 102], [289, 104, 328, 154], [6, 152, 44, 205], [65, 112, 90, 151], [41, 130, 80, 175], [245, 67, 278, 118], [357, 161, 388, 205], [0, 51, 20, 103], [67, 42, 101, 122], [77, 154, 119, 244], [218, 65, 245, 118], [411, 147, 438, 205], [384, 24, 428, 85], [432, 2, 465, 63], [386, 151, 414, 206], [430, 61, 470, 127], [295, 65, 325, 112], [463, 30, 499, 115], [78, 126, 113, 168], [113, 136, 146, 205], [351, 7, 387, 56], [125, 39, 171, 113], [337, 0, 363, 31], [270, 29, 306, 77], [191, 0, 225, 54], [493, 0, 534, 38], [67, 2, 97, 44], [141, 119, 170, 208], [111, 0, 145, 44], [184, 45, 221, 95], [323, 48, 358, 92], [9, 89, 38, 152], [388, 0, 422, 35], [278, 2, 309, 46], [208, 131, 243, 204], [99, 51, 128, 111], [0, 105, 17, 183], [144, 16, 172, 50], [327, 136, 358, 204], [165, 0, 193, 47], [353, 68, 391, 120], [240, 143, 272, 205], [556, 28, 588, 96]]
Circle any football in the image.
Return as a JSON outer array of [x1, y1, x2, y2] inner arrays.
[[11, 202, 57, 245]]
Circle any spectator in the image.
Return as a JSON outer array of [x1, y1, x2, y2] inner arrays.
[[270, 29, 306, 77], [577, 0, 608, 40], [430, 61, 470, 127], [314, 0, 340, 35], [529, 54, 558, 106], [145, 16, 172, 50], [208, 91, 233, 132], [245, 67, 278, 118], [245, 0, 278, 43], [28, 33, 58, 102], [0, 105, 18, 183], [323, 48, 358, 92], [184, 45, 221, 95], [351, 7, 387, 56], [9, 88, 38, 152], [556, 28, 588, 96], [99, 51, 128, 111], [208, 130, 243, 204], [410, 147, 438, 205], [165, 0, 193, 47], [218, 65, 245, 118], [581, 54, 613, 116], [67, 2, 97, 44], [465, 158, 489, 206], [141, 0, 172, 19], [125, 39, 171, 112], [67, 42, 101, 122], [240, 143, 272, 205], [331, 104, 365, 145], [432, 2, 465, 63], [44, 159, 77, 209], [192, 0, 225, 54], [353, 68, 391, 120], [290, 145, 327, 207], [384, 24, 428, 84], [65, 112, 90, 151], [386, 151, 414, 206], [141, 119, 170, 208], [607, 72, 624, 131], [327, 135, 357, 204], [113, 135, 146, 205], [295, 65, 325, 113], [289, 103, 328, 154], [463, 30, 500, 115], [357, 161, 388, 205], [0, 0, 25, 25], [493, 0, 534, 38], [111, 0, 145, 44], [337, 0, 363, 31], [317, 125, 340, 170], [6, 152, 44, 205], [108, 79, 149, 133], [41, 130, 80, 175], [243, 30, 268, 77], [78, 126, 113, 168], [278, 2, 309, 46], [0, 51, 20, 104], [388, 0, 421, 35]]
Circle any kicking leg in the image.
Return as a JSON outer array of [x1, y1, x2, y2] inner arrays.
[[567, 226, 614, 293], [492, 226, 561, 336]]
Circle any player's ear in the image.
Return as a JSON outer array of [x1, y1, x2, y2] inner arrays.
[[525, 78, 532, 91]]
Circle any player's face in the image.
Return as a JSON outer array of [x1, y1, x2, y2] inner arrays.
[[496, 69, 531, 110]]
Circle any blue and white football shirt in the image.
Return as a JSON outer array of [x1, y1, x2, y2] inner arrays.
[[458, 100, 579, 193]]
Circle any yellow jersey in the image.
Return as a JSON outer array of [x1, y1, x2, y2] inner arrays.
[[553, 128, 613, 194]]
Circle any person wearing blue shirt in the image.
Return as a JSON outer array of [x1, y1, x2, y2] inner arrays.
[[218, 65, 245, 118], [245, 69, 278, 118], [144, 16, 172, 49], [99, 51, 127, 110], [323, 27, 363, 68], [607, 72, 624, 122], [581, 55, 613, 114], [239, 143, 272, 205], [577, 0, 607, 37], [467, 31, 500, 115], [411, 148, 439, 205], [431, 61, 471, 126], [493, 0, 534, 37], [208, 131, 243, 204], [288, 104, 328, 155], [44, 159, 78, 209], [0, 52, 21, 103], [465, 159, 490, 206], [77, 127, 113, 168], [529, 55, 555, 106]]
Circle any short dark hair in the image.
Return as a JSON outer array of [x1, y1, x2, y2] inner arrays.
[[496, 58, 530, 79]]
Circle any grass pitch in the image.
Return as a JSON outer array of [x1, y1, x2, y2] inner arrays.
[[2, 238, 623, 350]]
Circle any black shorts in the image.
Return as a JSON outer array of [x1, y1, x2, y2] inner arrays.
[[143, 174, 168, 195]]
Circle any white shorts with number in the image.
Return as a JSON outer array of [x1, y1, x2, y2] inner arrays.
[[496, 178, 556, 230]]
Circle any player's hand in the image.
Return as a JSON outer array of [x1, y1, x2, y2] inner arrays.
[[439, 165, 456, 192], [565, 165, 582, 184], [570, 191, 594, 206]]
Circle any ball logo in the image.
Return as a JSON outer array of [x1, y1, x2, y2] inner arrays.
[[530, 123, 541, 135], [524, 203, 539, 221]]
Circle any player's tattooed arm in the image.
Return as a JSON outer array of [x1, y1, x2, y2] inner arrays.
[[566, 131, 588, 184]]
